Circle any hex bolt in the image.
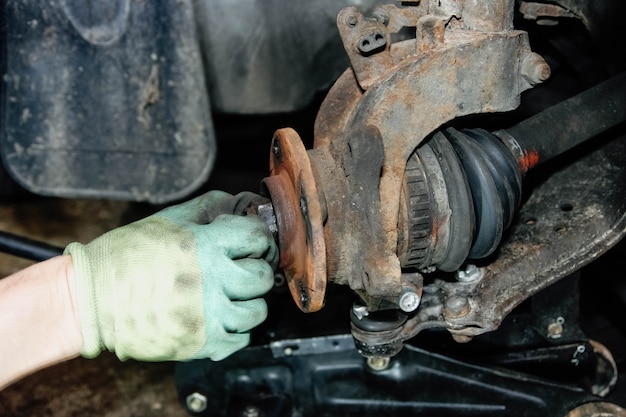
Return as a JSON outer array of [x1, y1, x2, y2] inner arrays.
[[456, 264, 483, 282], [367, 356, 391, 371], [186, 392, 208, 413], [398, 290, 420, 312], [352, 304, 370, 320], [271, 137, 281, 159], [521, 52, 551, 85], [547, 316, 565, 339], [242, 405, 261, 417], [444, 296, 470, 318]]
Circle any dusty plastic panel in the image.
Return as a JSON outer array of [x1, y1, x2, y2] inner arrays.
[[1, 0, 215, 203], [194, 0, 384, 114]]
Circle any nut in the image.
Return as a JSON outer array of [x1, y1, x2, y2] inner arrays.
[[352, 304, 370, 320], [547, 316, 565, 339], [456, 264, 483, 282], [521, 53, 551, 85], [186, 392, 208, 413], [444, 296, 470, 318], [398, 291, 420, 312], [367, 357, 391, 371]]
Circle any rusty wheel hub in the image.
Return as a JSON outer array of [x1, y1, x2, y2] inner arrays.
[[261, 128, 326, 312]]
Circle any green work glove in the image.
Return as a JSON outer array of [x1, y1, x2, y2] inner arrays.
[[64, 191, 278, 362]]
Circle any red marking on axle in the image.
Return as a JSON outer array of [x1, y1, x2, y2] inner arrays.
[[520, 149, 540, 174]]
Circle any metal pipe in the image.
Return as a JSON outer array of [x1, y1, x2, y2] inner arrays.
[[0, 231, 64, 262], [503, 72, 626, 169]]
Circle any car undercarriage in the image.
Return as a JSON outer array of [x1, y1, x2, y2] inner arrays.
[[2, 0, 626, 415]]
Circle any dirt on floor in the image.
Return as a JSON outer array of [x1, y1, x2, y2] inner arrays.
[[0, 196, 187, 417]]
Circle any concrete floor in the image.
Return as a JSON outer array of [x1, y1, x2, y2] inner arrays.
[[0, 197, 187, 417]]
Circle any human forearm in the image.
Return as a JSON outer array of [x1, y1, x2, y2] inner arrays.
[[0, 191, 277, 389], [0, 255, 82, 390]]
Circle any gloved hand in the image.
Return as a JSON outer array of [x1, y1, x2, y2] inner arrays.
[[64, 191, 278, 362]]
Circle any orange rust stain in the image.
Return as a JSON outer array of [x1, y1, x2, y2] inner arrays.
[[519, 149, 540, 174]]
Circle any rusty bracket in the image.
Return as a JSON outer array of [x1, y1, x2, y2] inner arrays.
[[261, 0, 551, 312], [336, 1, 521, 90], [336, 6, 395, 90], [313, 1, 546, 300]]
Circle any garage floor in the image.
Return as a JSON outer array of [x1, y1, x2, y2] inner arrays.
[[0, 196, 188, 417]]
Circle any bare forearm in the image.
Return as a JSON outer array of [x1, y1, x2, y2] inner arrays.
[[0, 255, 83, 390]]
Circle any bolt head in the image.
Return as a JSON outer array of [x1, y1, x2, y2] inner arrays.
[[547, 319, 565, 339], [352, 304, 369, 320], [537, 63, 551, 81], [444, 296, 470, 318], [186, 392, 208, 413], [367, 356, 391, 371], [398, 291, 420, 312], [271, 138, 281, 159], [521, 53, 551, 85], [456, 264, 483, 282]]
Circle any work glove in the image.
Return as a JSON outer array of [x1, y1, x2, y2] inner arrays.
[[64, 191, 278, 362]]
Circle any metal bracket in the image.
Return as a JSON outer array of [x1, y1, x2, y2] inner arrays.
[[175, 333, 620, 416]]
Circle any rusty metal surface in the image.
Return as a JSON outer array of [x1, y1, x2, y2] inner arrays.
[[262, 1, 553, 311], [519, 2, 580, 22], [336, 7, 395, 90], [401, 133, 626, 340], [310, 1, 546, 301], [263, 128, 326, 312]]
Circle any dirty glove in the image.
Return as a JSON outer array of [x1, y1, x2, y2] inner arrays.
[[64, 191, 278, 362]]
